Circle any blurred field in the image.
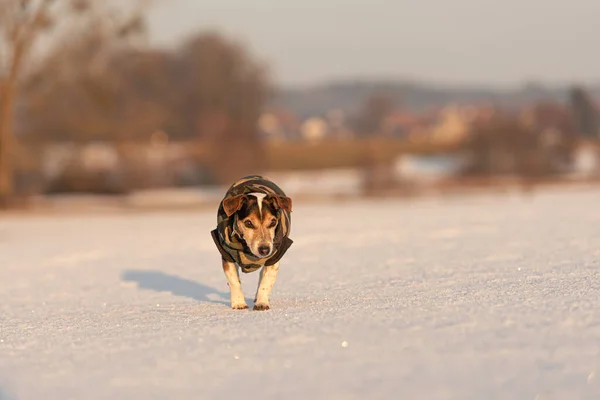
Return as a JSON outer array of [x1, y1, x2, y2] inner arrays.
[[265, 138, 461, 171]]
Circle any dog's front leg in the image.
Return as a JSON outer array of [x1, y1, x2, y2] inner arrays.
[[254, 262, 279, 311], [222, 259, 247, 309]]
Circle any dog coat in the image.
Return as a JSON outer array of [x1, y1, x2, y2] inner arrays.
[[211, 175, 293, 273]]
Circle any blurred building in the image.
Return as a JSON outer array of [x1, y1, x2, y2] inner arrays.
[[571, 141, 600, 178], [258, 109, 302, 141], [427, 105, 474, 143], [300, 117, 329, 142]]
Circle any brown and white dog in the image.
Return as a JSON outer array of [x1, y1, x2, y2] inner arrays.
[[211, 176, 293, 310]]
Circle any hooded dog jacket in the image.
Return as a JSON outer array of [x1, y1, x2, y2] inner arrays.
[[211, 176, 293, 273]]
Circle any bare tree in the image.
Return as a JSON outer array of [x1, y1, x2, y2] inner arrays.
[[0, 0, 147, 205], [22, 21, 149, 143], [169, 32, 271, 183], [354, 93, 394, 137], [569, 86, 600, 138], [462, 110, 573, 179], [23, 29, 270, 188]]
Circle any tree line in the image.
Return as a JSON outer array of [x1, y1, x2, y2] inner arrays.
[[0, 0, 270, 205]]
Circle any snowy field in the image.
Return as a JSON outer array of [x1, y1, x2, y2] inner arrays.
[[1, 187, 600, 400]]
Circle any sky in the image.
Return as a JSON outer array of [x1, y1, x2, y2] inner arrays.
[[147, 0, 600, 88]]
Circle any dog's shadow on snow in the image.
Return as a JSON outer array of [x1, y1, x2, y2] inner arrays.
[[121, 270, 251, 306]]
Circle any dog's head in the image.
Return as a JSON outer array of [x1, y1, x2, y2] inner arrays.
[[222, 192, 292, 259]]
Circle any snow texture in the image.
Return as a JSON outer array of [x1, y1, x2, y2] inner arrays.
[[1, 187, 600, 400]]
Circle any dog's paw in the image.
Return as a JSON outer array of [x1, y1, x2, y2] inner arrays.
[[231, 302, 248, 310], [253, 303, 270, 311]]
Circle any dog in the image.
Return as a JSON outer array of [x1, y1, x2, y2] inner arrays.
[[211, 175, 293, 310]]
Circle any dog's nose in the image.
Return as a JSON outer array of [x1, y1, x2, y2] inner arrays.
[[258, 245, 270, 256]]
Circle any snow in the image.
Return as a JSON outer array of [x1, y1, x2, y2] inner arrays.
[[1, 186, 600, 399]]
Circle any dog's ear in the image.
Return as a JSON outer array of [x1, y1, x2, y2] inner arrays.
[[267, 194, 292, 213], [222, 194, 247, 217]]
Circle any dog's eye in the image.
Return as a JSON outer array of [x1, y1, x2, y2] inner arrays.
[[244, 220, 255, 229], [268, 219, 277, 228]]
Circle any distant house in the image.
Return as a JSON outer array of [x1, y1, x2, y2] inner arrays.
[[258, 108, 302, 141], [427, 105, 484, 144], [571, 141, 600, 178], [258, 113, 283, 141], [300, 117, 329, 142]]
